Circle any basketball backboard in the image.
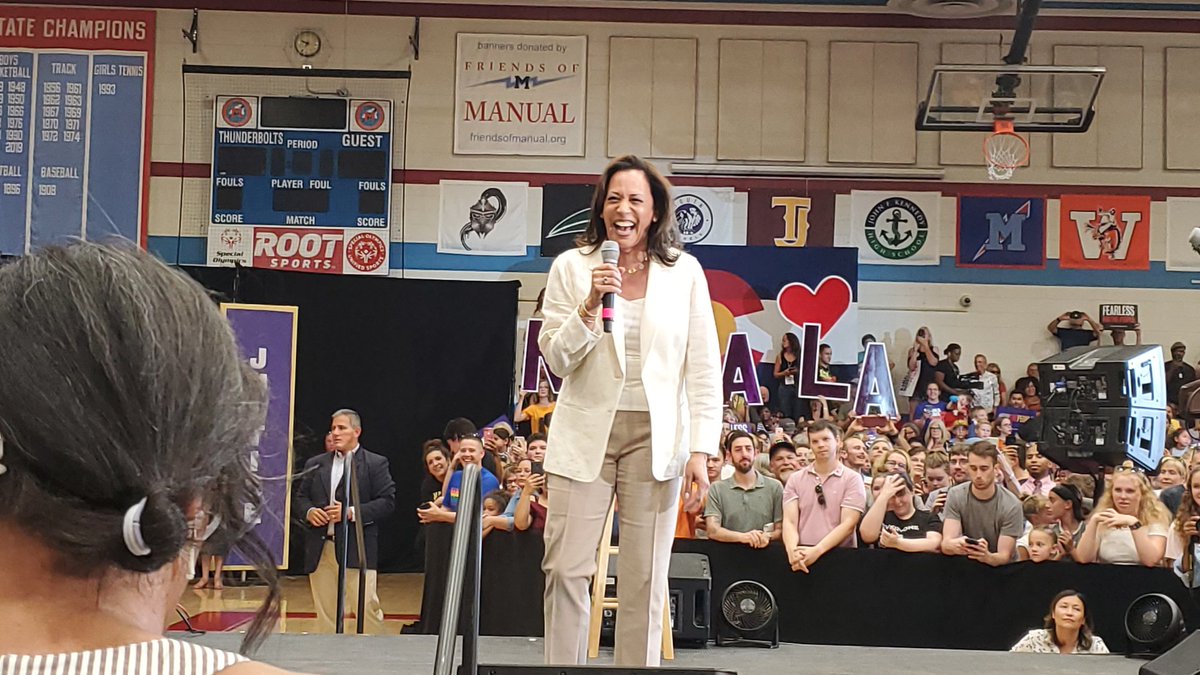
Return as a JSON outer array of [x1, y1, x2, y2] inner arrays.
[[917, 64, 1106, 133]]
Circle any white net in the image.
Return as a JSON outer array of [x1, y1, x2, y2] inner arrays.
[[984, 131, 1028, 181]]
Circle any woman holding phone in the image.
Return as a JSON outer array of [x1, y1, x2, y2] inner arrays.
[[1165, 466, 1200, 585]]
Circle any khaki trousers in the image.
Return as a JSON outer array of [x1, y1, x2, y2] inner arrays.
[[542, 411, 681, 667], [310, 540, 385, 634]]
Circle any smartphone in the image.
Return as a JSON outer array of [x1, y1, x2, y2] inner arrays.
[[482, 427, 495, 444], [964, 537, 983, 547], [419, 501, 433, 510], [531, 461, 544, 475]]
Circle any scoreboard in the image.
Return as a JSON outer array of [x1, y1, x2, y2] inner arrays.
[[206, 95, 392, 275]]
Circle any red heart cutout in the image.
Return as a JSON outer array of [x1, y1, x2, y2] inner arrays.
[[775, 277, 852, 339]]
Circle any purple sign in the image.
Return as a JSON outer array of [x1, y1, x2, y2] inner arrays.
[[521, 318, 563, 393], [222, 303, 297, 569]]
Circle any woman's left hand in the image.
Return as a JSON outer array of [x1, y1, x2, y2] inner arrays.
[[682, 452, 710, 514]]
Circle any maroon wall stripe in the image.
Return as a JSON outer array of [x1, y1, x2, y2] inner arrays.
[[24, 0, 1200, 33], [151, 161, 1200, 199]]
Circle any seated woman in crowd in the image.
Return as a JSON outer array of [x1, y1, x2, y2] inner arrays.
[[1156, 457, 1186, 494], [1074, 469, 1169, 567], [0, 243, 295, 674], [873, 448, 911, 478], [896, 422, 922, 452], [924, 419, 949, 453], [514, 379, 556, 435], [1048, 483, 1087, 558], [420, 439, 451, 505], [1010, 590, 1108, 654], [516, 456, 552, 530], [858, 472, 942, 552], [1165, 466, 1200, 586]]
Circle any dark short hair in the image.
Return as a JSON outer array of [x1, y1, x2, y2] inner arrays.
[[724, 430, 755, 453], [1050, 483, 1085, 521], [967, 440, 1000, 463], [443, 417, 477, 442], [946, 343, 962, 353], [807, 419, 841, 441], [422, 439, 449, 461], [576, 155, 680, 267], [528, 432, 547, 444]]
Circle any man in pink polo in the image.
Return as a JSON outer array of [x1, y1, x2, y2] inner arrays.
[[782, 420, 867, 573]]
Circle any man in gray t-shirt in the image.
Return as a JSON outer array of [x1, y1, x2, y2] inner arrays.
[[940, 442, 1024, 565], [705, 431, 784, 548]]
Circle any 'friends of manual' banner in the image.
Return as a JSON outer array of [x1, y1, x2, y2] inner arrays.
[[454, 34, 586, 156]]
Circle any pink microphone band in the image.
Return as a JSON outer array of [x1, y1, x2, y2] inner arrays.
[[601, 307, 615, 320]]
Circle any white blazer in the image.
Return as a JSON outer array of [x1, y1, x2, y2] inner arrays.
[[539, 245, 722, 483]]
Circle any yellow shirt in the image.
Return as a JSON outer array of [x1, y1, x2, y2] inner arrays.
[[522, 401, 556, 434]]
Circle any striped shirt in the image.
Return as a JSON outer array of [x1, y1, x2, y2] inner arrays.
[[0, 638, 247, 675]]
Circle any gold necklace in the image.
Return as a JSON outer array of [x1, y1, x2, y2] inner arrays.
[[619, 252, 648, 276]]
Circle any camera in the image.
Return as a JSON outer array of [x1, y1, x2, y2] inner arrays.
[[959, 294, 972, 308], [1068, 310, 1083, 320], [958, 372, 983, 392]]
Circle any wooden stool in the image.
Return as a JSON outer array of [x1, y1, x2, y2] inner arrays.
[[586, 499, 674, 660]]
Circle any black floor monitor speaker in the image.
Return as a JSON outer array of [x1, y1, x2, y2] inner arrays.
[[1139, 631, 1200, 675], [600, 552, 712, 646]]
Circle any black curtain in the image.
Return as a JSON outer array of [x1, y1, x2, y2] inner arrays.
[[184, 266, 518, 572]]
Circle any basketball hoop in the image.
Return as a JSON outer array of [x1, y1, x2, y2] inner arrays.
[[984, 119, 1029, 181]]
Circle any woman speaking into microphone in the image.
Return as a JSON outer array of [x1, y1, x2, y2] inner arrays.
[[538, 155, 721, 667]]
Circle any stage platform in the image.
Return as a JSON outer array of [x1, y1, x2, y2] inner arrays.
[[191, 633, 1144, 674]]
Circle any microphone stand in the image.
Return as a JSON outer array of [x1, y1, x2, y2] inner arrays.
[[335, 451, 352, 634], [349, 451, 368, 634]]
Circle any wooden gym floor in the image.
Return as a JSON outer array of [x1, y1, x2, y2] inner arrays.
[[172, 574, 425, 636]]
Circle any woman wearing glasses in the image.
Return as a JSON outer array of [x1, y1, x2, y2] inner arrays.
[[1074, 468, 1170, 566], [0, 244, 297, 674]]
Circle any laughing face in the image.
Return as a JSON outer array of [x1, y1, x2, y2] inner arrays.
[[602, 169, 655, 253]]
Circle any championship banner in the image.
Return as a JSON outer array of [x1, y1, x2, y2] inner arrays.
[[221, 303, 297, 570], [540, 183, 594, 258], [438, 180, 529, 256], [0, 5, 155, 256], [673, 186, 742, 246], [746, 189, 835, 248], [1058, 194, 1151, 271], [454, 34, 586, 156], [850, 190, 941, 265], [956, 196, 1046, 269], [1165, 197, 1200, 272]]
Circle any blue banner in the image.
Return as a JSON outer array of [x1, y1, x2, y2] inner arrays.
[[222, 303, 298, 570], [956, 196, 1046, 269]]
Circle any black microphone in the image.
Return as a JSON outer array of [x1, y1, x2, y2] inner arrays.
[[600, 240, 619, 333]]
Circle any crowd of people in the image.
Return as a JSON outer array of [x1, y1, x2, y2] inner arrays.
[[408, 319, 1200, 654]]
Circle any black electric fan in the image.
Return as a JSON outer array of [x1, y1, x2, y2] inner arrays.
[[716, 580, 778, 648], [1125, 593, 1185, 658]]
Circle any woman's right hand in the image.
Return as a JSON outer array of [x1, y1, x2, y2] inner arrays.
[[586, 263, 622, 311], [523, 472, 546, 494]]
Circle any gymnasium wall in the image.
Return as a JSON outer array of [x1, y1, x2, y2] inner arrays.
[[117, 2, 1200, 379]]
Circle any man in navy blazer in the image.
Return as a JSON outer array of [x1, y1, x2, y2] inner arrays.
[[297, 408, 396, 633]]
